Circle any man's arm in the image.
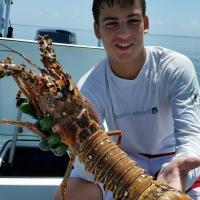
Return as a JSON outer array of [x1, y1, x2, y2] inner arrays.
[[157, 157, 200, 191], [55, 177, 103, 200], [163, 55, 200, 191]]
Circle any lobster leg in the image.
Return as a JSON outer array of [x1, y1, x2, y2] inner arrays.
[[106, 130, 122, 145], [60, 147, 76, 200]]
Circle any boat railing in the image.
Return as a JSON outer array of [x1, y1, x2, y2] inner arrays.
[[8, 109, 22, 165]]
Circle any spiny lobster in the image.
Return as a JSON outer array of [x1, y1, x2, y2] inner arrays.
[[0, 36, 191, 199]]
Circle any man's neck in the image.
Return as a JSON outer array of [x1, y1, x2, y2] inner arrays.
[[109, 48, 147, 80]]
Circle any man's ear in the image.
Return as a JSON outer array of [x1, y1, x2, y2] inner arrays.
[[144, 15, 149, 34], [94, 22, 101, 39]]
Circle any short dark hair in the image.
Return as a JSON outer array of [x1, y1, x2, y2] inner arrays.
[[92, 0, 146, 24]]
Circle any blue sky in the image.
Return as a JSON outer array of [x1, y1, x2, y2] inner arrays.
[[147, 0, 200, 37], [10, 0, 200, 41]]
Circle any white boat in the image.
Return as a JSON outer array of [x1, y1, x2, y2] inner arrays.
[[0, 36, 105, 199]]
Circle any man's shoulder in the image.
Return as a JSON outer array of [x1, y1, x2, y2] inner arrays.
[[146, 46, 193, 70], [77, 57, 107, 90], [146, 46, 195, 84], [146, 46, 190, 61]]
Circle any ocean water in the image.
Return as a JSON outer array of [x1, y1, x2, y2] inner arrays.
[[63, 29, 200, 82]]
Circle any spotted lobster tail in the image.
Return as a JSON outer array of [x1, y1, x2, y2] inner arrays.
[[77, 131, 191, 200]]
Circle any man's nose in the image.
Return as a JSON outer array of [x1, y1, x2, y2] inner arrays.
[[117, 24, 131, 39]]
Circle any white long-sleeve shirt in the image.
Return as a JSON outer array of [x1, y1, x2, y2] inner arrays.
[[71, 46, 200, 194]]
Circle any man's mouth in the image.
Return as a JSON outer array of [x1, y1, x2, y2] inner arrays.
[[115, 42, 133, 50]]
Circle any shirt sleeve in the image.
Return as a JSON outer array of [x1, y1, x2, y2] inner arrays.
[[77, 72, 105, 128], [164, 55, 200, 190]]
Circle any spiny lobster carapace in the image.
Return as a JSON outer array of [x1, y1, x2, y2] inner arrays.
[[0, 36, 191, 199]]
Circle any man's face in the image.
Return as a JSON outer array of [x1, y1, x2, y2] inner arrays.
[[94, 0, 149, 67]]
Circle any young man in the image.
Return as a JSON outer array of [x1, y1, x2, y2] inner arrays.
[[56, 0, 200, 199]]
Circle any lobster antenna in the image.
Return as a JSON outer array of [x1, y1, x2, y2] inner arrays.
[[0, 44, 44, 72]]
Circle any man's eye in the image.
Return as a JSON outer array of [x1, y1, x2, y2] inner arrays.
[[105, 22, 118, 27], [128, 19, 141, 24]]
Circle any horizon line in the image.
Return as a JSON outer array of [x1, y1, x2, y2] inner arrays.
[[12, 23, 200, 39]]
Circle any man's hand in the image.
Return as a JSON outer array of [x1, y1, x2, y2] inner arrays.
[[54, 177, 103, 200], [157, 157, 200, 191]]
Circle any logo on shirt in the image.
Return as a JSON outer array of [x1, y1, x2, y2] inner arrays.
[[114, 107, 158, 119], [152, 107, 158, 114], [189, 88, 200, 109]]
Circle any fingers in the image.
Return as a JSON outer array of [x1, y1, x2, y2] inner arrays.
[[157, 156, 200, 191], [157, 167, 184, 191], [175, 157, 200, 173]]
